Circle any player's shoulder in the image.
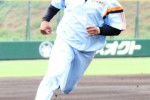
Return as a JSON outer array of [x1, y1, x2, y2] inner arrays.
[[101, 0, 122, 7], [101, 0, 121, 4]]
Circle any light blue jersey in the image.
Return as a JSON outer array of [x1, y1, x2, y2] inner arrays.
[[52, 0, 126, 51]]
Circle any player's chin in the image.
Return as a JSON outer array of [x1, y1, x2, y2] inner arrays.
[[42, 32, 51, 35], [41, 32, 48, 35]]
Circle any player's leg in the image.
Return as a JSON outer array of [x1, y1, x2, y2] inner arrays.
[[60, 49, 95, 94], [35, 37, 74, 100]]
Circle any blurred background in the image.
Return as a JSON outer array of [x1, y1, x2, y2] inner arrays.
[[0, 0, 150, 60], [0, 0, 150, 81], [0, 0, 150, 41]]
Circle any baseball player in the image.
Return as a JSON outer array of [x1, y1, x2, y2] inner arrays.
[[35, 0, 126, 100]]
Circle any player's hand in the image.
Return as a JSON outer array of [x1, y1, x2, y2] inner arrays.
[[86, 25, 100, 36], [40, 21, 52, 35]]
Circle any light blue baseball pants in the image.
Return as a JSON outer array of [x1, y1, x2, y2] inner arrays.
[[35, 36, 95, 100]]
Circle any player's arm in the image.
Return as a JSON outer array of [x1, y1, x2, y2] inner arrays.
[[86, 24, 121, 36], [99, 2, 126, 36], [87, 1, 126, 36], [42, 4, 60, 22], [98, 24, 122, 36], [40, 4, 60, 35]]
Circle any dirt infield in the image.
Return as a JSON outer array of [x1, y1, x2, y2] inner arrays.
[[0, 75, 150, 100]]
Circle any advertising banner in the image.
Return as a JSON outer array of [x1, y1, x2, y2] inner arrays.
[[0, 39, 149, 60]]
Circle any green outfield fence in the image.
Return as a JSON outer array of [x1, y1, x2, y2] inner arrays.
[[0, 39, 149, 60], [0, 0, 150, 41]]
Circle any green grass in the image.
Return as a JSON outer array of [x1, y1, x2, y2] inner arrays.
[[0, 60, 48, 77], [0, 1, 150, 41], [0, 58, 150, 77], [85, 58, 150, 75]]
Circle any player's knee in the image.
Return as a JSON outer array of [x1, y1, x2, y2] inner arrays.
[[61, 80, 77, 94], [61, 87, 73, 94]]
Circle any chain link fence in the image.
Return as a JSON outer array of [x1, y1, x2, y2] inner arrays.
[[0, 0, 150, 41]]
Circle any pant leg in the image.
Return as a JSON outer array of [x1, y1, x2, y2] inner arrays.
[[60, 49, 95, 94], [35, 36, 96, 100], [35, 37, 74, 100]]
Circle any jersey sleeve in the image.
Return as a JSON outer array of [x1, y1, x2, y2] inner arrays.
[[51, 0, 65, 9], [102, 0, 126, 30]]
